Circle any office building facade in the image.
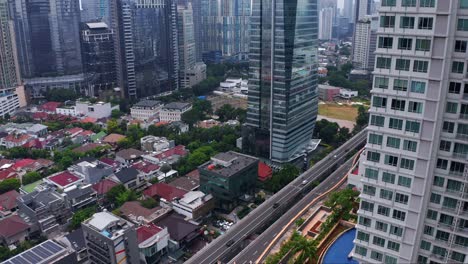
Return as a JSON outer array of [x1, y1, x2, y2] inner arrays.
[[114, 0, 179, 98], [354, 1, 468, 264], [319, 7, 335, 40], [177, 3, 197, 89], [242, 0, 318, 163], [80, 0, 111, 25]]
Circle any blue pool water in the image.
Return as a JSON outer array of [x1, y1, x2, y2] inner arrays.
[[323, 228, 359, 264]]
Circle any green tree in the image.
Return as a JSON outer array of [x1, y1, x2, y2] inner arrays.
[[22, 171, 42, 185], [45, 88, 78, 102], [353, 105, 369, 133], [105, 184, 127, 206], [290, 234, 318, 264], [107, 119, 121, 134], [111, 109, 124, 119], [0, 179, 20, 194], [160, 163, 172, 178], [69, 206, 96, 230], [140, 197, 158, 209], [116, 189, 137, 207], [181, 109, 203, 127], [216, 104, 236, 122], [187, 151, 209, 168]]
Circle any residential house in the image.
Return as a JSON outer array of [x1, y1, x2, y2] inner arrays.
[[69, 158, 114, 184], [131, 100, 163, 121], [196, 119, 220, 129], [112, 168, 142, 190], [45, 171, 84, 190], [165, 191, 214, 221], [140, 136, 174, 152], [0, 215, 30, 247], [102, 133, 126, 147], [56, 228, 88, 263], [258, 162, 273, 182], [115, 148, 144, 165], [40, 102, 62, 113], [92, 178, 119, 202], [143, 183, 187, 203], [137, 224, 169, 264], [5, 239, 78, 263], [119, 201, 171, 224], [168, 121, 189, 134], [17, 186, 72, 235], [4, 133, 34, 149], [159, 102, 192, 122], [0, 190, 20, 218], [72, 143, 107, 154], [168, 176, 199, 192], [155, 213, 199, 252], [63, 184, 97, 211], [131, 161, 160, 182], [142, 145, 188, 166]]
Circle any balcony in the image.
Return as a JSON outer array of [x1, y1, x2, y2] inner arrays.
[[463, 94, 468, 100], [437, 222, 455, 231], [456, 133, 468, 141], [460, 114, 468, 120], [452, 152, 468, 160]]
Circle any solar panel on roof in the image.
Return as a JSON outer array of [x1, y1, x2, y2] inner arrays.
[[41, 240, 62, 253], [21, 251, 41, 263], [32, 246, 49, 259], [9, 255, 30, 264]]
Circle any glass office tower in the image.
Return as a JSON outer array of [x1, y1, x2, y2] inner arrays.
[[242, 0, 319, 163]]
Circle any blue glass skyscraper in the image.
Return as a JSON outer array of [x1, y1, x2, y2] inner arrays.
[[242, 0, 319, 163]]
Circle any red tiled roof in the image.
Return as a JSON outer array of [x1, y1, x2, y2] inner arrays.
[[41, 102, 62, 112], [136, 224, 163, 244], [66, 127, 83, 135], [32, 112, 48, 120], [48, 171, 81, 187], [132, 161, 160, 174], [154, 145, 187, 160], [103, 133, 126, 143], [0, 215, 29, 239], [12, 159, 36, 170], [4, 134, 32, 143], [186, 169, 199, 180], [143, 183, 187, 202], [73, 143, 105, 153], [0, 168, 18, 181], [22, 138, 44, 149], [92, 179, 118, 195], [99, 158, 119, 168], [0, 190, 20, 211], [35, 158, 54, 167], [0, 159, 13, 168], [81, 117, 97, 123], [79, 130, 94, 137], [258, 162, 273, 181]]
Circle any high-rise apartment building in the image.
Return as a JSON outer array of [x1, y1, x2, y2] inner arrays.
[[352, 15, 378, 70], [81, 22, 117, 97], [354, 1, 468, 264], [343, 0, 355, 20], [355, 0, 373, 22], [113, 0, 179, 98], [198, 0, 251, 61], [82, 211, 139, 264], [242, 0, 318, 163], [319, 7, 335, 40]]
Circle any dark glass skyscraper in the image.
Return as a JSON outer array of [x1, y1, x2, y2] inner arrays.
[[9, 0, 82, 78], [114, 0, 179, 99], [0, 0, 19, 89], [243, 0, 318, 163]]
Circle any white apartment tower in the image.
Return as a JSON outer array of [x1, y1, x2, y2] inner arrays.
[[319, 7, 335, 40], [354, 1, 468, 264], [353, 15, 378, 70]]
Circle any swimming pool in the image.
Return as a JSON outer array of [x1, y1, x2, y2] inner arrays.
[[322, 228, 358, 264]]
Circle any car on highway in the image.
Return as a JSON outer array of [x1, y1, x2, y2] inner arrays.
[[301, 180, 308, 186], [273, 203, 280, 208], [226, 240, 235, 247]]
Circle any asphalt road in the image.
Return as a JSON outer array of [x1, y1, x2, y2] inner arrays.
[[185, 130, 367, 264]]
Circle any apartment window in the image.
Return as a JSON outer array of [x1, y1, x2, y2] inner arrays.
[[374, 77, 389, 89], [427, 210, 438, 220], [382, 172, 396, 184], [391, 99, 406, 111], [361, 201, 374, 212], [393, 79, 408, 91], [359, 216, 371, 227], [451, 252, 466, 263], [381, 16, 396, 28], [392, 210, 406, 221], [430, 193, 441, 204], [443, 197, 458, 209], [424, 225, 434, 235], [436, 230, 450, 242], [455, 40, 467, 53], [395, 59, 410, 71], [371, 115, 385, 127], [420, 240, 431, 251], [381, 0, 396, 6], [365, 168, 379, 180], [398, 176, 412, 187], [449, 82, 462, 94], [452, 61, 465, 74], [369, 134, 383, 145], [458, 19, 468, 31], [387, 241, 400, 252], [405, 120, 420, 133], [395, 193, 409, 204], [443, 121, 455, 133], [433, 176, 445, 187], [439, 140, 451, 152], [455, 236, 468, 247], [403, 140, 417, 152], [408, 101, 423, 113], [386, 137, 400, 149], [436, 158, 448, 169], [367, 151, 381, 162], [390, 225, 403, 236], [450, 161, 465, 174], [413, 60, 429, 72], [446, 102, 458, 113], [447, 179, 462, 192], [433, 246, 447, 258], [440, 213, 454, 225], [385, 256, 397, 264], [378, 37, 393, 48], [376, 221, 388, 232], [376, 57, 392, 69], [373, 236, 386, 247], [420, 0, 435, 7], [462, 0, 468, 8], [389, 118, 403, 130], [363, 185, 376, 196], [415, 39, 431, 51], [410, 81, 426, 93], [400, 16, 415, 29], [357, 231, 370, 242], [418, 17, 433, 30], [373, 96, 387, 108], [400, 158, 415, 170], [398, 38, 413, 50], [418, 255, 428, 264], [355, 246, 367, 256], [402, 0, 416, 7], [377, 205, 390, 216], [380, 190, 393, 201], [371, 251, 383, 261], [385, 155, 398, 166]]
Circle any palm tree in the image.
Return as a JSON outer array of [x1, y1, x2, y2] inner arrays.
[[289, 235, 318, 264]]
